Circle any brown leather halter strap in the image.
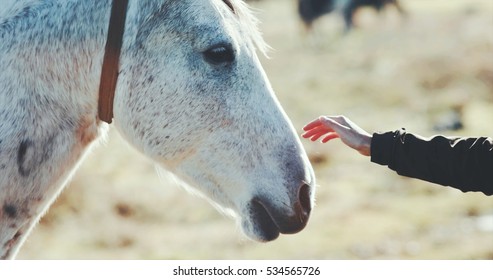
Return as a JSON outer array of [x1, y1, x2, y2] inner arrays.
[[98, 0, 129, 124]]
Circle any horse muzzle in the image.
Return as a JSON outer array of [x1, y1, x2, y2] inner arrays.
[[247, 183, 313, 242]]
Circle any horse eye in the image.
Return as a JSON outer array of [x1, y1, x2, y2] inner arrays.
[[203, 44, 235, 65]]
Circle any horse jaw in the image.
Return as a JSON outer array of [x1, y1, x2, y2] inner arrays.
[[147, 106, 316, 242], [155, 153, 315, 243]]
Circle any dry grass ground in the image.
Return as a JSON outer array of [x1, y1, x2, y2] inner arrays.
[[17, 0, 493, 259]]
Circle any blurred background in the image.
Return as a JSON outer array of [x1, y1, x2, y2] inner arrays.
[[17, 0, 493, 259]]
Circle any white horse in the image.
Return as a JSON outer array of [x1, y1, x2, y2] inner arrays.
[[0, 0, 315, 259]]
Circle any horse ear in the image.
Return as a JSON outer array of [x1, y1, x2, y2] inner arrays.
[[222, 0, 236, 14]]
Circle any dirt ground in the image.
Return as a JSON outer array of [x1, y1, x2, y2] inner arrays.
[[17, 0, 493, 259]]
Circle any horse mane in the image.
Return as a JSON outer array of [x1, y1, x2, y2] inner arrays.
[[223, 0, 270, 56]]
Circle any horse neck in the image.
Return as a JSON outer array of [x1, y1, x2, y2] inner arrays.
[[0, 0, 119, 259], [0, 0, 116, 121]]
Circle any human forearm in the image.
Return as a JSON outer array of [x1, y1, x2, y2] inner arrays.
[[371, 129, 493, 195]]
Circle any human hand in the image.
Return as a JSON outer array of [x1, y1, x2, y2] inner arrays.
[[302, 116, 372, 157]]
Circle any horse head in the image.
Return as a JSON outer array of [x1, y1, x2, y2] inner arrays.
[[114, 0, 316, 241]]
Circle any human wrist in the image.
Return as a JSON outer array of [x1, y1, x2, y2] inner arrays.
[[359, 134, 372, 156]]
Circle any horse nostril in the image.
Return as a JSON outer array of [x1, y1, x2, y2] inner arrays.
[[298, 183, 312, 218]]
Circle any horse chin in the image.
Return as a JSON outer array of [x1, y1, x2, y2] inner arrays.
[[242, 199, 281, 242]]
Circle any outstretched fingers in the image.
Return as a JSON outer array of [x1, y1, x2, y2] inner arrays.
[[302, 116, 341, 142], [302, 118, 325, 131], [322, 133, 339, 143], [302, 130, 340, 142]]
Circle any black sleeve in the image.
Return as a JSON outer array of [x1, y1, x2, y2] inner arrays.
[[370, 129, 493, 196]]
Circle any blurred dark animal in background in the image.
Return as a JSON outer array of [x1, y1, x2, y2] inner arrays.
[[433, 106, 465, 132], [298, 0, 406, 32]]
